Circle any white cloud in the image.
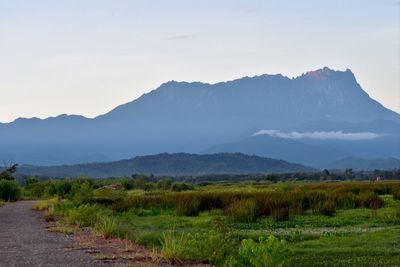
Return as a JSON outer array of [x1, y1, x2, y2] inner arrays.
[[253, 130, 381, 140]]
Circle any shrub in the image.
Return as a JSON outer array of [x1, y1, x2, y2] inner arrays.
[[71, 182, 94, 205], [184, 217, 238, 265], [160, 230, 187, 263], [92, 187, 126, 204], [0, 180, 21, 201], [171, 182, 194, 192], [230, 235, 289, 267], [157, 179, 172, 190], [227, 199, 258, 223], [55, 199, 76, 215]]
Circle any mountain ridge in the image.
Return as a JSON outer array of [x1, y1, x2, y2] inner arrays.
[[1, 67, 399, 165], [4, 67, 398, 125], [16, 152, 315, 178]]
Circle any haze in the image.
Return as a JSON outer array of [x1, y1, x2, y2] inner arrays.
[[0, 0, 399, 123]]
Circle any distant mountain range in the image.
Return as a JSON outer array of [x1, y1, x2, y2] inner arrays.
[[1, 67, 399, 169], [16, 153, 314, 178], [327, 157, 400, 171]]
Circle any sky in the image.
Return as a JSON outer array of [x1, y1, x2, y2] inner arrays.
[[0, 0, 399, 123]]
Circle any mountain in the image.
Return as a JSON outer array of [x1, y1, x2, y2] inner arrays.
[[0, 67, 399, 165], [16, 153, 314, 178], [327, 157, 400, 171], [203, 134, 349, 167]]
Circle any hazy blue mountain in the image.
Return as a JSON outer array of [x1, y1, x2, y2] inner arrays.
[[327, 157, 400, 171], [203, 135, 349, 167], [16, 153, 314, 178], [0, 67, 399, 165]]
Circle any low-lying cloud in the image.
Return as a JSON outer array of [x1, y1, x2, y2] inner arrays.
[[253, 130, 381, 140]]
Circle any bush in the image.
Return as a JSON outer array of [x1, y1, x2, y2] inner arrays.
[[0, 180, 21, 201], [92, 187, 126, 203], [157, 179, 172, 190], [171, 182, 194, 192], [184, 217, 238, 265], [227, 199, 258, 223], [229, 235, 289, 267], [71, 182, 94, 205]]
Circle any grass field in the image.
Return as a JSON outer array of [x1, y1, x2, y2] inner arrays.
[[30, 179, 400, 266]]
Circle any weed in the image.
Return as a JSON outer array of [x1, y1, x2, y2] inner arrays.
[[95, 216, 118, 238], [160, 230, 186, 263], [229, 235, 289, 267]]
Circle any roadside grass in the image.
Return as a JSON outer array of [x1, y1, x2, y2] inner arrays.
[[94, 215, 118, 238], [0, 200, 5, 207], [32, 197, 60, 211], [114, 210, 211, 246]]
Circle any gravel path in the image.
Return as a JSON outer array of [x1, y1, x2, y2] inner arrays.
[[0, 201, 101, 267]]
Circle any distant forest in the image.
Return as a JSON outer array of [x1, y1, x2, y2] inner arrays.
[[15, 168, 400, 186]]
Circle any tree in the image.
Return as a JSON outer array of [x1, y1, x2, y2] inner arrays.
[[0, 164, 18, 180], [344, 168, 355, 179], [321, 169, 330, 180]]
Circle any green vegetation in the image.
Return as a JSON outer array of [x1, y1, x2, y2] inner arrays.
[[25, 177, 400, 266], [0, 164, 21, 201]]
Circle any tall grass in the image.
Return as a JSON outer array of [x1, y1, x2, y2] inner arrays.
[[115, 186, 386, 222], [66, 204, 104, 227], [227, 199, 257, 223], [95, 215, 118, 238], [160, 230, 187, 263]]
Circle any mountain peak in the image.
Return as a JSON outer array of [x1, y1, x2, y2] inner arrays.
[[300, 67, 357, 85], [305, 67, 336, 80]]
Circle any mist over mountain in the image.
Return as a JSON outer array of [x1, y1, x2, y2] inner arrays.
[[1, 67, 399, 167]]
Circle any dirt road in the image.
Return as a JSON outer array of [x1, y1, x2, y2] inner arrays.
[[0, 201, 99, 267]]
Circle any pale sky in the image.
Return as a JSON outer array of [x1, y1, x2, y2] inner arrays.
[[0, 0, 399, 123]]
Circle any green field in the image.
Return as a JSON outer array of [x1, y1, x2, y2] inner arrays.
[[28, 179, 400, 266]]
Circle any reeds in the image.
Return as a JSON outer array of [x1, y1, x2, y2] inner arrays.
[[114, 183, 389, 221]]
